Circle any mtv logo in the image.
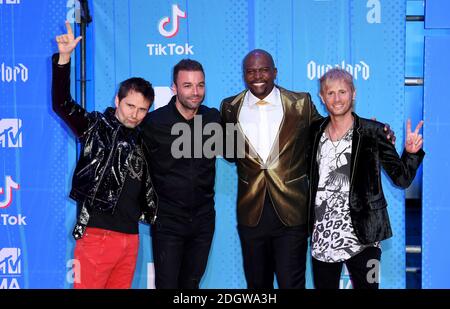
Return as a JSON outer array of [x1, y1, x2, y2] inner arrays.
[[0, 248, 21, 275], [0, 119, 22, 148]]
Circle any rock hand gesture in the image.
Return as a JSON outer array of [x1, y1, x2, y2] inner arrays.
[[55, 21, 82, 65]]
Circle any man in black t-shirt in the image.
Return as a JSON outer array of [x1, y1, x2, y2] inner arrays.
[[142, 59, 221, 289]]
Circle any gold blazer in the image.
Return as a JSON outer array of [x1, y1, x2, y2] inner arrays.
[[220, 86, 321, 227]]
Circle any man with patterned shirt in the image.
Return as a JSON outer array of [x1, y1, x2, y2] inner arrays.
[[308, 68, 425, 289]]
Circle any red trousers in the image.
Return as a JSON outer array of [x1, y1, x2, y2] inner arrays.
[[73, 227, 139, 289]]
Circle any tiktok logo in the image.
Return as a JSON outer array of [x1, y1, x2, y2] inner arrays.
[[158, 4, 187, 38], [0, 176, 20, 209], [147, 4, 193, 56]]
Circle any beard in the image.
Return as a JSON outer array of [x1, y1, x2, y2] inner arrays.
[[177, 94, 204, 111]]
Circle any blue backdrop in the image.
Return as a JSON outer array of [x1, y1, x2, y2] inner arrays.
[[422, 0, 450, 289], [1, 0, 414, 289]]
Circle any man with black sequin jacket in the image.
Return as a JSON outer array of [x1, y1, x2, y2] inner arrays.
[[52, 21, 157, 289]]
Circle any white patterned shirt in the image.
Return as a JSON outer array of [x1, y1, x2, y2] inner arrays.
[[312, 128, 378, 263]]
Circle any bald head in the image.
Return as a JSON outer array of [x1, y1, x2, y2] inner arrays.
[[243, 49, 275, 69], [242, 49, 277, 99]]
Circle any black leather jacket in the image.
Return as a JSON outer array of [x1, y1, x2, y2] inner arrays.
[[51, 54, 157, 239], [308, 113, 424, 244]]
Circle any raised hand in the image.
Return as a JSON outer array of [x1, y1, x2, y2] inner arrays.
[[405, 119, 424, 154], [371, 117, 396, 145], [55, 21, 82, 64]]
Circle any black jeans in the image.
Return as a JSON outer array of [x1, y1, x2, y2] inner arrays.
[[238, 194, 308, 289], [151, 210, 215, 289], [312, 246, 382, 289]]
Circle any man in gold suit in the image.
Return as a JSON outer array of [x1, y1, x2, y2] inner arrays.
[[220, 49, 321, 288]]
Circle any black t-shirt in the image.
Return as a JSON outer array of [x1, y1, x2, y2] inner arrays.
[[88, 150, 145, 234], [141, 96, 220, 218]]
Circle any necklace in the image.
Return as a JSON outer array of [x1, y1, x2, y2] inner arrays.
[[326, 124, 353, 152], [327, 127, 342, 151]]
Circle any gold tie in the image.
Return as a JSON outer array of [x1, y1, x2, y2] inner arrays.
[[256, 100, 269, 106]]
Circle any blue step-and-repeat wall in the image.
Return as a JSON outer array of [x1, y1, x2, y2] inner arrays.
[[422, 0, 450, 289], [0, 0, 427, 289]]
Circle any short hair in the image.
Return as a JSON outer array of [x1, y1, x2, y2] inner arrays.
[[173, 59, 205, 85], [117, 77, 155, 103], [319, 68, 355, 94]]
